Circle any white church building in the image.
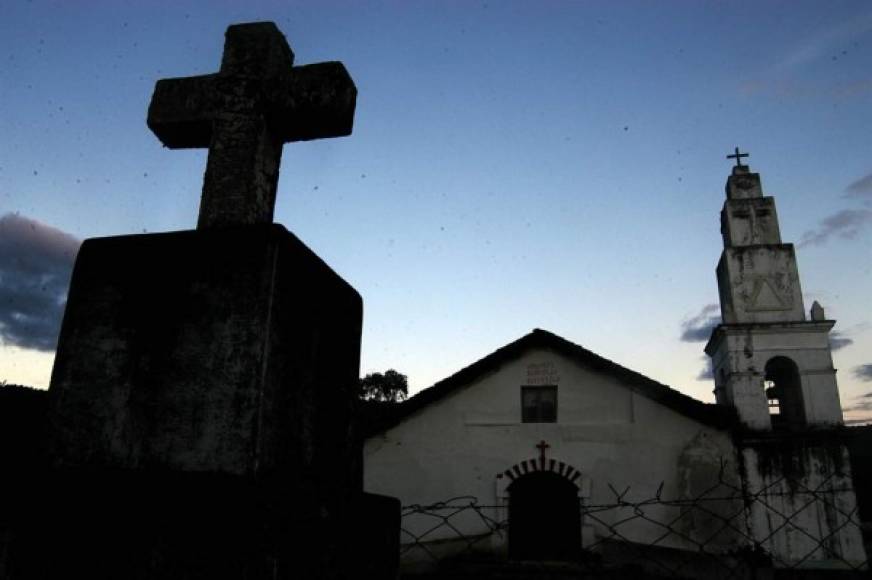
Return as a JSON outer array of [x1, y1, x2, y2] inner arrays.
[[362, 160, 868, 575]]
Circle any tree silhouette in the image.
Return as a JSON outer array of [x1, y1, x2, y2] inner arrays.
[[359, 369, 408, 402]]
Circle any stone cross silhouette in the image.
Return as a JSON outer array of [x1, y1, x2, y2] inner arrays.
[[147, 22, 357, 229], [726, 146, 749, 168]]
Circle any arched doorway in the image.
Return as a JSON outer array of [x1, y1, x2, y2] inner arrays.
[[508, 471, 580, 561]]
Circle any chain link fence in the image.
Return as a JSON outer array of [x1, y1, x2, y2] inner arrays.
[[399, 470, 869, 579]]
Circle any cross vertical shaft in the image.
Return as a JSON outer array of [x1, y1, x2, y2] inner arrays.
[[536, 440, 550, 466], [199, 115, 282, 228]]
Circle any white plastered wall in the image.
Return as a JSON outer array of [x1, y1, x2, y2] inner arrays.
[[363, 346, 739, 567]]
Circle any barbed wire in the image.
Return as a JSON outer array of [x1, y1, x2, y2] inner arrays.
[[398, 470, 869, 578]]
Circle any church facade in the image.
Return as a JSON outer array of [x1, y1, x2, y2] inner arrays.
[[363, 161, 867, 574]]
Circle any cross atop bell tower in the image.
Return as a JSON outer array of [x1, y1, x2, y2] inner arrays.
[[705, 153, 844, 430], [147, 22, 357, 229], [726, 146, 749, 168]]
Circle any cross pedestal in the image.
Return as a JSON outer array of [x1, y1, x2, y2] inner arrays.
[[37, 225, 393, 578], [50, 225, 362, 481]]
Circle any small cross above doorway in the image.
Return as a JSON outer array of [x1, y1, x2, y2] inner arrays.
[[536, 440, 550, 464]]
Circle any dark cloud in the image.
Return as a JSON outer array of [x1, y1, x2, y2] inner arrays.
[[798, 209, 872, 247], [853, 364, 872, 382], [0, 213, 79, 351], [844, 172, 872, 200], [829, 331, 853, 351], [696, 357, 713, 381], [680, 304, 721, 342]]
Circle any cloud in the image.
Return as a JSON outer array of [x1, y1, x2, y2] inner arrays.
[[742, 12, 872, 102], [0, 213, 80, 351], [737, 78, 872, 100], [844, 172, 872, 200], [696, 357, 713, 381], [797, 209, 872, 247], [833, 79, 872, 100], [853, 364, 872, 382], [775, 11, 872, 73], [680, 304, 721, 342], [829, 331, 854, 351]]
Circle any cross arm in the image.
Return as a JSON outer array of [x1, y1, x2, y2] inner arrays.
[[147, 74, 221, 149], [269, 62, 357, 142]]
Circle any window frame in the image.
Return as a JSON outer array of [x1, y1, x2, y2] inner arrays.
[[521, 385, 558, 423]]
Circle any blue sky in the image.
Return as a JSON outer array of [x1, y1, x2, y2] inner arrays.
[[1, 1, 871, 422]]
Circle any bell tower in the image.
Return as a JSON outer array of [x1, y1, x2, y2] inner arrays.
[[705, 149, 844, 430]]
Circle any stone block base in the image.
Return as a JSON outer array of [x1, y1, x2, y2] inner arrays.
[[49, 224, 362, 486]]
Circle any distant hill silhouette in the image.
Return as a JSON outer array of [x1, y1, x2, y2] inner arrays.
[[0, 384, 49, 474]]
